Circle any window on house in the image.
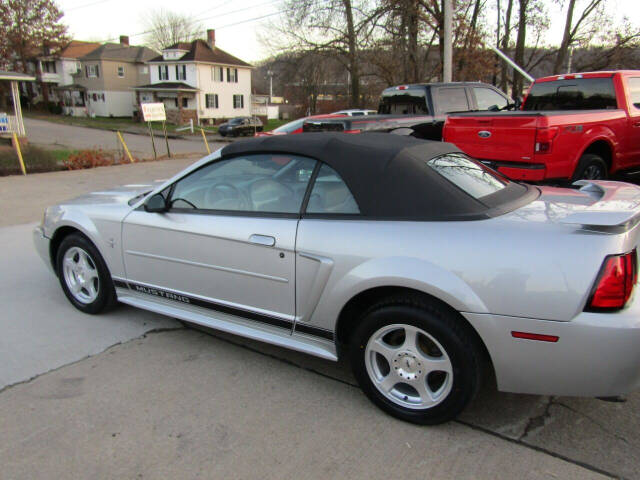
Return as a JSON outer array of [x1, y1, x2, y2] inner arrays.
[[158, 65, 169, 81], [233, 94, 244, 109], [117, 66, 125, 78], [42, 61, 56, 73], [182, 97, 188, 108], [86, 64, 99, 78], [227, 68, 238, 83], [206, 93, 219, 108], [176, 64, 186, 81], [174, 99, 178, 108], [212, 66, 224, 82]]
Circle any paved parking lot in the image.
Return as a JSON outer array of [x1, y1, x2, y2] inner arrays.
[[0, 158, 638, 479]]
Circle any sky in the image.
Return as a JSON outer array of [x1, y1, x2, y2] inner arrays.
[[56, 0, 640, 64]]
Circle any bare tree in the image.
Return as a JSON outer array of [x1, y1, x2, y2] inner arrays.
[[142, 9, 204, 52], [268, 0, 382, 107], [553, 0, 606, 74]]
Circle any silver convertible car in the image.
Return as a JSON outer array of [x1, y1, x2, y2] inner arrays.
[[34, 133, 640, 424]]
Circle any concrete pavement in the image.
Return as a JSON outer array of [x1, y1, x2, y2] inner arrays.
[[0, 329, 609, 480], [24, 117, 220, 158], [0, 158, 638, 479]]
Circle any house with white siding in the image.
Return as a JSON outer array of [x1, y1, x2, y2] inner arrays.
[[134, 29, 253, 125]]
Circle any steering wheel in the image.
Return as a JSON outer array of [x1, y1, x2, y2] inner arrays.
[[204, 182, 248, 210]]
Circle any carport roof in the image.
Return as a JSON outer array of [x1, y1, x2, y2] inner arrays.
[[0, 71, 35, 82]]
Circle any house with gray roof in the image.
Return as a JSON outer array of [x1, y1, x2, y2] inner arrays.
[[71, 36, 158, 117], [134, 29, 253, 125]]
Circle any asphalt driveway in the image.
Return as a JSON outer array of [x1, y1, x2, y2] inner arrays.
[[24, 117, 217, 158], [0, 159, 638, 479]]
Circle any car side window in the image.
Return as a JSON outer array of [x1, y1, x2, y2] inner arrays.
[[629, 77, 640, 109], [306, 164, 360, 215], [435, 87, 469, 113], [170, 154, 317, 214], [474, 87, 508, 110]]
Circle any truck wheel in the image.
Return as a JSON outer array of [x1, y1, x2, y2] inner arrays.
[[349, 295, 482, 425], [572, 154, 607, 181]]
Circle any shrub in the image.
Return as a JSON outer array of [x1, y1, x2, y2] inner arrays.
[[63, 149, 116, 170], [0, 145, 62, 176]]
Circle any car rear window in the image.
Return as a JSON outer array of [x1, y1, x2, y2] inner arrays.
[[523, 77, 617, 111], [426, 153, 509, 199], [379, 88, 430, 114]]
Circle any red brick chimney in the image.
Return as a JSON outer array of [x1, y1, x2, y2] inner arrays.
[[120, 35, 129, 46], [207, 29, 215, 49]]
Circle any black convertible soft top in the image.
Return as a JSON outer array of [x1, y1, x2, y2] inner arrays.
[[221, 133, 534, 220]]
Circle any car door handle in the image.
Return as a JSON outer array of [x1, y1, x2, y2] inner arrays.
[[249, 234, 276, 247]]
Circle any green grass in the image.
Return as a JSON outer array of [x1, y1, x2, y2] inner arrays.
[[50, 149, 78, 163], [0, 145, 66, 175], [264, 118, 289, 131]]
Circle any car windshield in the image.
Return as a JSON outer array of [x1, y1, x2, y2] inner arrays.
[[229, 118, 244, 125], [426, 153, 509, 199], [273, 118, 305, 133]]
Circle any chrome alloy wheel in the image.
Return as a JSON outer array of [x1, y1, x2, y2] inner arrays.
[[62, 246, 100, 304], [364, 324, 453, 410]]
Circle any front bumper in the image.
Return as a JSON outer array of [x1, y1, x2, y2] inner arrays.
[[464, 297, 640, 397], [33, 226, 53, 273]]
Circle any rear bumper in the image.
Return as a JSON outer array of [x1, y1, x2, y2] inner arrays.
[[464, 297, 640, 397], [33, 226, 53, 273], [480, 160, 547, 182]]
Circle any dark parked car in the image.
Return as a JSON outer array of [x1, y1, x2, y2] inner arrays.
[[303, 82, 513, 140], [218, 117, 263, 137]]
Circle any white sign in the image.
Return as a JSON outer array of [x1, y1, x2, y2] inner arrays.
[[141, 102, 166, 122]]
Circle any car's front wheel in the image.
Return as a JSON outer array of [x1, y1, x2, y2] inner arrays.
[[56, 233, 117, 314], [350, 296, 482, 424]]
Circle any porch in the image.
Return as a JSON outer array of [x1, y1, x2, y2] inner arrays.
[[134, 83, 199, 125]]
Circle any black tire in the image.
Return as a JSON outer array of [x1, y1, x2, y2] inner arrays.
[[572, 153, 608, 181], [56, 233, 117, 314], [349, 295, 482, 425]]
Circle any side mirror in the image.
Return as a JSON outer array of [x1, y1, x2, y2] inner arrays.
[[487, 104, 499, 112], [514, 97, 523, 109], [144, 193, 168, 213]]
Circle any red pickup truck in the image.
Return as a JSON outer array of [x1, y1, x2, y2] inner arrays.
[[442, 71, 640, 181]]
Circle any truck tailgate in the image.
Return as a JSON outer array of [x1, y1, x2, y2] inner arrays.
[[444, 113, 539, 162]]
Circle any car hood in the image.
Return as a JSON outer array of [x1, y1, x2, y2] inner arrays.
[[60, 180, 166, 207]]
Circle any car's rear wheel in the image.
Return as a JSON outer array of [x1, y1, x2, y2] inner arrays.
[[56, 233, 117, 314], [572, 153, 607, 181], [349, 297, 482, 424]]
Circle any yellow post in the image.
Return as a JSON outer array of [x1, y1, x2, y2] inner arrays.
[[201, 128, 211, 154], [117, 131, 135, 163], [12, 133, 26, 175]]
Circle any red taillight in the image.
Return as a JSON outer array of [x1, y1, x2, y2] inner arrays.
[[511, 331, 559, 342], [397, 85, 408, 90], [534, 127, 559, 153], [343, 129, 361, 134], [587, 250, 637, 311]]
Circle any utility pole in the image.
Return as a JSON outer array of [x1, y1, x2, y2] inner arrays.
[[443, 0, 453, 82], [267, 70, 273, 103]]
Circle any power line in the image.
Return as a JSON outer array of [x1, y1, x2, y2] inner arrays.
[[102, 0, 286, 42], [65, 0, 112, 12]]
